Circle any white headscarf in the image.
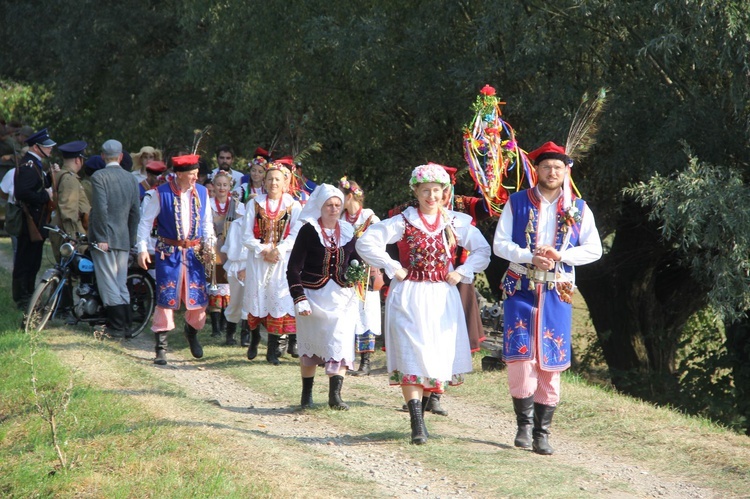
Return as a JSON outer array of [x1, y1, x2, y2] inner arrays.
[[297, 183, 345, 224]]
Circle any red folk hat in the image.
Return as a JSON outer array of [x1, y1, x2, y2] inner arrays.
[[527, 141, 572, 166], [276, 156, 295, 167], [171, 154, 201, 172], [145, 160, 167, 174]]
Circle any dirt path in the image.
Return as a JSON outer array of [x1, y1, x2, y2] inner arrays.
[[45, 328, 717, 499]]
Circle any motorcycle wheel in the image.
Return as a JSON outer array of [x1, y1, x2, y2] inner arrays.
[[25, 275, 62, 333], [126, 270, 155, 338]]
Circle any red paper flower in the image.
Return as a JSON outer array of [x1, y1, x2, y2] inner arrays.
[[480, 84, 496, 96]]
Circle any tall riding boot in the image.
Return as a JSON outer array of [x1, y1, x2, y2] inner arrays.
[[301, 376, 314, 408], [220, 311, 227, 333], [349, 352, 371, 376], [512, 396, 534, 449], [287, 334, 299, 358], [123, 304, 133, 338], [154, 332, 168, 365], [247, 327, 261, 360], [210, 311, 222, 338], [13, 278, 27, 310], [184, 323, 204, 359], [426, 392, 448, 416], [328, 375, 349, 410], [106, 305, 128, 337], [225, 321, 238, 345], [407, 398, 427, 445], [265, 334, 281, 365], [532, 403, 556, 455], [240, 320, 251, 346]]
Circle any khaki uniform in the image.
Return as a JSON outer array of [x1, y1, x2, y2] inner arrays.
[[50, 166, 91, 261]]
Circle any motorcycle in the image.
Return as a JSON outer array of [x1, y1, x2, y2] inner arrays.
[[24, 226, 156, 336]]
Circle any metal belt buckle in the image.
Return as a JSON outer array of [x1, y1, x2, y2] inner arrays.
[[531, 269, 546, 282]]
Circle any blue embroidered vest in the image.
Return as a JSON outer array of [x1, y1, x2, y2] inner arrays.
[[501, 189, 585, 371], [153, 182, 209, 309]]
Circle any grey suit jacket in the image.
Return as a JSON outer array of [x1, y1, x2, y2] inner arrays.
[[89, 163, 140, 251]]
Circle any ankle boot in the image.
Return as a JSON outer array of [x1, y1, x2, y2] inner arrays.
[[407, 399, 427, 445], [225, 321, 238, 345], [287, 334, 299, 358], [349, 352, 371, 376], [210, 311, 222, 337], [184, 323, 204, 359], [266, 334, 280, 365], [532, 403, 556, 455], [301, 376, 314, 408], [154, 332, 168, 365], [328, 375, 349, 410], [426, 392, 448, 416], [240, 320, 251, 346], [247, 327, 261, 360], [512, 396, 534, 449]]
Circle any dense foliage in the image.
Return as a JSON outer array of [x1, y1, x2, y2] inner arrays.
[[3, 0, 750, 431]]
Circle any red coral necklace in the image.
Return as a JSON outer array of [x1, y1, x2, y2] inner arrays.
[[214, 197, 229, 216], [265, 196, 282, 219], [418, 210, 441, 233], [345, 207, 362, 224], [318, 218, 340, 249]]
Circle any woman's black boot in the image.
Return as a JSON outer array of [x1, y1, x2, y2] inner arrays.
[[407, 398, 427, 445]]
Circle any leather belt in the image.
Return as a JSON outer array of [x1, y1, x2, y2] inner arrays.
[[509, 262, 556, 283], [158, 237, 201, 248]]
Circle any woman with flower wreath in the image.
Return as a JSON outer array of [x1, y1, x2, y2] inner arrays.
[[493, 141, 602, 455], [241, 161, 302, 364], [338, 176, 382, 376], [286, 184, 360, 410], [207, 171, 245, 343], [356, 164, 491, 444]]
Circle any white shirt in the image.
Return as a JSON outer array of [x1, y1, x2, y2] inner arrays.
[[1, 168, 15, 203], [493, 188, 602, 268], [136, 184, 214, 254]]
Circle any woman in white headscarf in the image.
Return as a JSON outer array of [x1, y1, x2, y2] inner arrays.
[[286, 184, 359, 410]]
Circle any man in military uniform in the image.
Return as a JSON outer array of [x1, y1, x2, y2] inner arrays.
[[13, 128, 56, 310], [50, 141, 91, 261]]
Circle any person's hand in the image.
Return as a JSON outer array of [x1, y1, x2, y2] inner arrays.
[[237, 269, 246, 282], [535, 245, 561, 262], [394, 268, 408, 282], [98, 242, 110, 252], [296, 299, 312, 316], [532, 254, 554, 271], [445, 270, 462, 286], [46, 187, 54, 201], [137, 251, 151, 270]]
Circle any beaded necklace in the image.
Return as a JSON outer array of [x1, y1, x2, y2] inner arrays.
[[318, 218, 340, 249], [418, 209, 441, 233]]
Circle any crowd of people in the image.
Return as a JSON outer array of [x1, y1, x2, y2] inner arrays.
[[1, 124, 602, 454]]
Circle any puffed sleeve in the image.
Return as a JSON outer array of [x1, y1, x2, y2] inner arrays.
[[450, 212, 491, 283], [355, 216, 406, 279]]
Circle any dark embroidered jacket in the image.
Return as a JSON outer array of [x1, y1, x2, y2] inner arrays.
[[286, 222, 358, 303]]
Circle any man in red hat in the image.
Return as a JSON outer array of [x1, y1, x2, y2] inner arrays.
[[137, 154, 215, 365], [492, 141, 602, 455]]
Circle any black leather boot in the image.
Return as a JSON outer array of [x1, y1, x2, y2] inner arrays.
[[247, 327, 261, 360], [240, 320, 251, 346], [123, 304, 133, 338], [349, 352, 371, 376], [154, 332, 168, 365], [287, 334, 299, 358], [512, 396, 534, 449], [407, 398, 427, 445], [328, 375, 349, 410], [210, 311, 222, 338], [265, 334, 280, 365], [426, 392, 448, 416], [184, 323, 204, 359], [301, 376, 314, 409], [532, 403, 556, 455], [220, 312, 227, 333], [225, 321, 237, 345]]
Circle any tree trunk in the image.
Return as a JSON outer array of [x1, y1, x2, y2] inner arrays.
[[577, 204, 707, 400]]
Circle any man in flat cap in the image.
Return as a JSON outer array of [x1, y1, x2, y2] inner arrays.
[[88, 140, 141, 337], [13, 128, 56, 310], [492, 141, 602, 455], [49, 141, 91, 262], [137, 154, 215, 365]]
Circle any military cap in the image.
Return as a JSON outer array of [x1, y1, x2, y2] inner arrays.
[[26, 128, 57, 147], [58, 140, 88, 159]]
